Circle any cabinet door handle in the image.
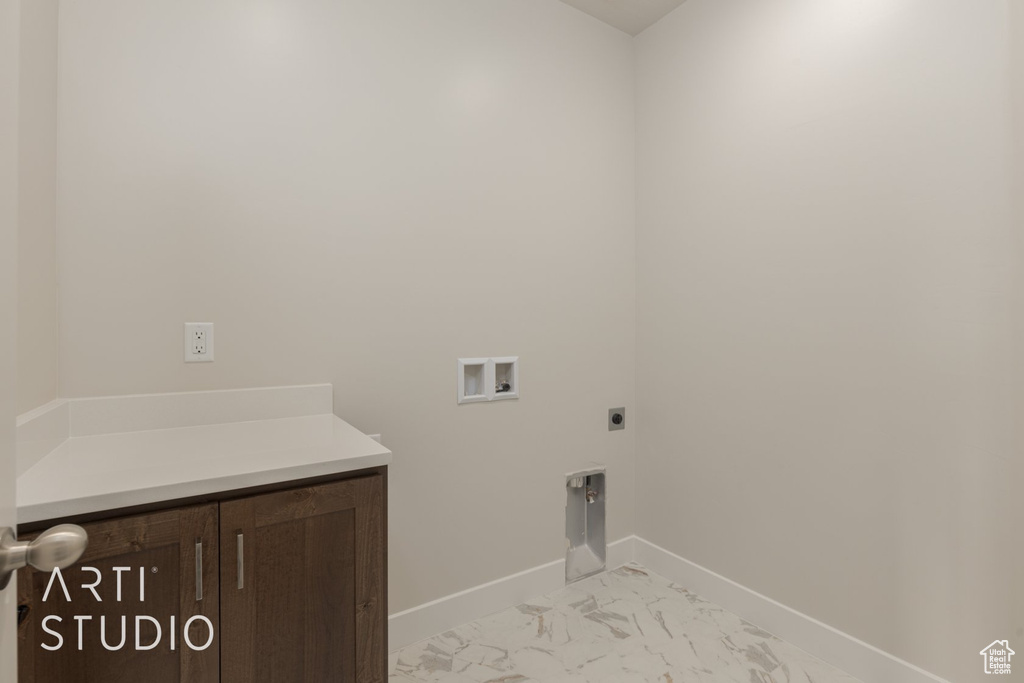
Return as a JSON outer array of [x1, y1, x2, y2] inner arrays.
[[195, 540, 203, 602], [236, 533, 244, 590]]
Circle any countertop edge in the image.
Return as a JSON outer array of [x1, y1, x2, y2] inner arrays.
[[18, 450, 391, 525]]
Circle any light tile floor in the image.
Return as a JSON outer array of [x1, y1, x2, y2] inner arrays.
[[390, 564, 861, 683]]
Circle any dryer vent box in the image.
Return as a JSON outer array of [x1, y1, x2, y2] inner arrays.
[[565, 469, 606, 583]]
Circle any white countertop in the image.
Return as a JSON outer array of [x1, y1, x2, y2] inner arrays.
[[17, 413, 391, 524]]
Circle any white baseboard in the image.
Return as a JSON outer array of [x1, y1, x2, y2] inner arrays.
[[606, 534, 635, 570], [388, 536, 635, 652], [634, 537, 950, 683]]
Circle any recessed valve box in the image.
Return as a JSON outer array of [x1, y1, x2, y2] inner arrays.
[[457, 357, 519, 404], [565, 468, 606, 583]]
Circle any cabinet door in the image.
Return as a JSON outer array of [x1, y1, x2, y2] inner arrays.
[[17, 504, 219, 683], [220, 474, 385, 683]]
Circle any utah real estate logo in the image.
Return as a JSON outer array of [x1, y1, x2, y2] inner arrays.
[[980, 640, 1014, 675]]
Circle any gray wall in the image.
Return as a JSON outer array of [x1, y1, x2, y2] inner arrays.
[[635, 2, 1022, 681], [16, 0, 58, 415], [54, 0, 636, 613]]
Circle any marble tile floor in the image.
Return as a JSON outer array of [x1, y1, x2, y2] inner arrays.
[[389, 563, 861, 683]]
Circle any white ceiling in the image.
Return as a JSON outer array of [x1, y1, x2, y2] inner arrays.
[[556, 0, 687, 36]]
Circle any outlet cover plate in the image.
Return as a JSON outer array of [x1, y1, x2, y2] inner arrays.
[[608, 407, 625, 431], [184, 322, 215, 363]]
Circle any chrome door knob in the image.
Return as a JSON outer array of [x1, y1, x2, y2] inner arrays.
[[0, 524, 88, 589]]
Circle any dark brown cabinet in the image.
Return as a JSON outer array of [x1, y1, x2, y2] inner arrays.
[[17, 504, 220, 683], [220, 475, 385, 683], [17, 469, 386, 683]]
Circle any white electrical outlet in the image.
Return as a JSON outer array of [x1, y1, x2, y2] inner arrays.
[[184, 323, 215, 363]]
